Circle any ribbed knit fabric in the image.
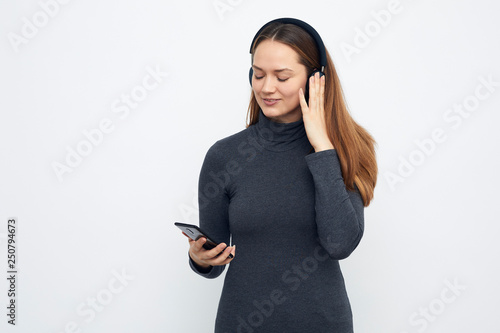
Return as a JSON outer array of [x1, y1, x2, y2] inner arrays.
[[189, 109, 365, 332]]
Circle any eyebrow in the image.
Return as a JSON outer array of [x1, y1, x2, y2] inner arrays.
[[252, 65, 294, 73]]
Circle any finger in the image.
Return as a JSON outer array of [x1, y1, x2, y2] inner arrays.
[[320, 74, 325, 112], [205, 242, 228, 260], [314, 72, 321, 111], [211, 245, 235, 265], [315, 72, 320, 94], [225, 245, 236, 261], [299, 88, 309, 113], [192, 237, 207, 251], [309, 76, 316, 112]]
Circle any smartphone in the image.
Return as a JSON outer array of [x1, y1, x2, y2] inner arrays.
[[174, 222, 233, 259]]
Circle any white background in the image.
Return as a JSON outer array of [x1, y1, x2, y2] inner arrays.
[[1, 0, 499, 332]]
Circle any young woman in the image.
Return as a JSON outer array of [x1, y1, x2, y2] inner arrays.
[[183, 17, 377, 332]]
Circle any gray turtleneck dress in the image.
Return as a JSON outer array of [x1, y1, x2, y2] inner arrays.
[[189, 109, 365, 333]]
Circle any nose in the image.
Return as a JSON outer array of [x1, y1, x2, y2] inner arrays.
[[261, 76, 276, 94]]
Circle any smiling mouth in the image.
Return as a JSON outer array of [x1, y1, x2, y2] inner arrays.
[[263, 98, 280, 105]]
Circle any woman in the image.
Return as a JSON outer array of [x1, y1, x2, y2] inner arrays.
[[183, 17, 377, 332]]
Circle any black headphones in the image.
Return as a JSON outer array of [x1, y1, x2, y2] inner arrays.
[[248, 17, 327, 91]]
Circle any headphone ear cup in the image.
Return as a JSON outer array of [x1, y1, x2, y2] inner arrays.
[[310, 70, 325, 80], [249, 68, 253, 87], [305, 70, 325, 103]]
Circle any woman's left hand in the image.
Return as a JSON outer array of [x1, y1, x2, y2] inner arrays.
[[299, 72, 335, 152]]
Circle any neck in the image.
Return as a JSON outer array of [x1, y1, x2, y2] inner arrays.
[[251, 109, 308, 152], [264, 108, 302, 123]]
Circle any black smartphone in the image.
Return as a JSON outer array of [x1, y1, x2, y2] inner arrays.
[[174, 222, 233, 259]]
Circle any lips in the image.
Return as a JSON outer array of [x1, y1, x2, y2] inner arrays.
[[263, 98, 280, 106]]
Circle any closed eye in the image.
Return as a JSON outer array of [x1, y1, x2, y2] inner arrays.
[[254, 75, 289, 82]]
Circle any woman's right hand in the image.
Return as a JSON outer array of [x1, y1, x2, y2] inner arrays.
[[182, 232, 236, 269]]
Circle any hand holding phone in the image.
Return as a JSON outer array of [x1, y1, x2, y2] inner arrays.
[[175, 222, 235, 269]]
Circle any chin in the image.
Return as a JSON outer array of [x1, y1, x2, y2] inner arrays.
[[260, 107, 283, 117]]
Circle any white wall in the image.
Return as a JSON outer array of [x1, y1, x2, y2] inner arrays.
[[1, 0, 499, 332]]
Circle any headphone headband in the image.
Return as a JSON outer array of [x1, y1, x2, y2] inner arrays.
[[249, 17, 327, 71]]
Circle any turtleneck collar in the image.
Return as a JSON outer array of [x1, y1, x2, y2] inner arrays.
[[251, 108, 308, 152]]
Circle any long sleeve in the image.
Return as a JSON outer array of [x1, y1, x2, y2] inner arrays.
[[304, 149, 365, 260], [188, 141, 231, 279]]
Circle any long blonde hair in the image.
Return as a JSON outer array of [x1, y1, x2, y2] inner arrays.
[[246, 22, 377, 207]]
